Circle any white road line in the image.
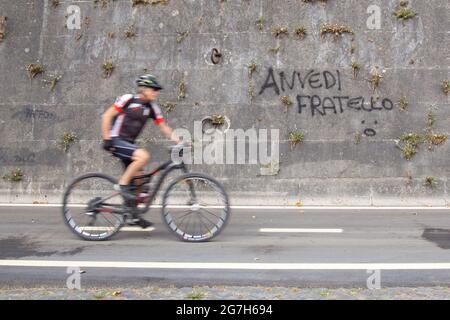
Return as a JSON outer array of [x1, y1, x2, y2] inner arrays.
[[82, 227, 155, 232], [0, 204, 449, 210], [260, 228, 343, 233], [232, 206, 450, 210], [1, 260, 450, 270]]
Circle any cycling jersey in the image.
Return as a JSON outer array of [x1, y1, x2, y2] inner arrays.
[[110, 94, 165, 143]]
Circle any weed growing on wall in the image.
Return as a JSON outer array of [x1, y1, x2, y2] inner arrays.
[[442, 80, 449, 95], [3, 169, 23, 182], [288, 130, 305, 151], [102, 60, 115, 78], [26, 63, 45, 79], [59, 132, 78, 153], [393, 1, 417, 24]]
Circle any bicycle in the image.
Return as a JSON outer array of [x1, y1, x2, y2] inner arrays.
[[62, 144, 231, 242]]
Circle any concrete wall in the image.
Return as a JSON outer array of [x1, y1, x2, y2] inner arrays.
[[0, 0, 449, 205]]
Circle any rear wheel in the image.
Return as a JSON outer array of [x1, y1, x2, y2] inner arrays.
[[62, 173, 124, 241], [161, 173, 230, 242]]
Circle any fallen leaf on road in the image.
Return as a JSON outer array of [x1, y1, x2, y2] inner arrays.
[[295, 201, 303, 207]]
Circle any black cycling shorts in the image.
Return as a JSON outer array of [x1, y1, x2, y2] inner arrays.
[[110, 138, 138, 169]]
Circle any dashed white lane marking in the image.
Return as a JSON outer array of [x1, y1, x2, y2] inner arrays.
[[260, 228, 343, 233], [1, 260, 450, 270]]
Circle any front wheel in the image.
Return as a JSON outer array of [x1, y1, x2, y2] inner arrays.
[[62, 173, 124, 241], [161, 173, 231, 242]]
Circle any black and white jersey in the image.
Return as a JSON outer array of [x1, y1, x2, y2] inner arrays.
[[110, 94, 165, 143]]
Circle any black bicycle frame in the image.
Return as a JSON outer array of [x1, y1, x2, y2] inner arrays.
[[130, 158, 192, 213]]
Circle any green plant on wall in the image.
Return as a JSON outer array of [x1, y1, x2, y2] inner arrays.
[[26, 63, 45, 79], [83, 16, 91, 29], [75, 32, 83, 41], [424, 108, 447, 151], [132, 0, 169, 6], [396, 133, 423, 160], [320, 23, 354, 40], [255, 16, 265, 30], [424, 176, 437, 188], [426, 108, 436, 128], [211, 114, 226, 126], [442, 80, 449, 95], [247, 60, 257, 103], [178, 79, 186, 101], [397, 96, 408, 111], [3, 169, 23, 182], [354, 132, 362, 145], [294, 26, 307, 40], [351, 61, 360, 79], [186, 290, 206, 300], [247, 60, 257, 78], [349, 38, 356, 54], [368, 67, 382, 92], [0, 16, 6, 42], [271, 26, 289, 38], [176, 31, 188, 43], [102, 60, 114, 78], [288, 130, 305, 151], [248, 83, 255, 103], [124, 25, 137, 38], [270, 45, 281, 54], [397, 107, 447, 159], [94, 0, 116, 8], [59, 132, 77, 153], [393, 1, 417, 24], [426, 133, 447, 150], [161, 101, 176, 113], [280, 96, 293, 112]]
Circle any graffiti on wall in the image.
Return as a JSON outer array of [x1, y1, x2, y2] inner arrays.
[[0, 148, 63, 166], [11, 106, 60, 123], [259, 67, 394, 117]]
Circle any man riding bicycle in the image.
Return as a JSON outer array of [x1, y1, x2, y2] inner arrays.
[[101, 74, 181, 228]]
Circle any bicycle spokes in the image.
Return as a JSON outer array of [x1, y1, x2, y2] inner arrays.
[[63, 174, 124, 240], [162, 174, 230, 242]]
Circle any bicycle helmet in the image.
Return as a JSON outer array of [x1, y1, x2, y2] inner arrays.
[[136, 74, 163, 90]]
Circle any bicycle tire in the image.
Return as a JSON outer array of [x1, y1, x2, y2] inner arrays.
[[62, 173, 124, 241], [161, 173, 231, 242]]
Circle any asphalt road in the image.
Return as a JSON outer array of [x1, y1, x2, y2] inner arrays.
[[0, 206, 449, 288]]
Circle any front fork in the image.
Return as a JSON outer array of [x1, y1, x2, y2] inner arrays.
[[181, 163, 198, 204]]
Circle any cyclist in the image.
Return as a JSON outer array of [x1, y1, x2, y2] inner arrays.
[[101, 74, 181, 228]]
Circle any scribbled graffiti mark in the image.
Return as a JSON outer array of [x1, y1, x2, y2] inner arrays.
[[11, 106, 60, 123]]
